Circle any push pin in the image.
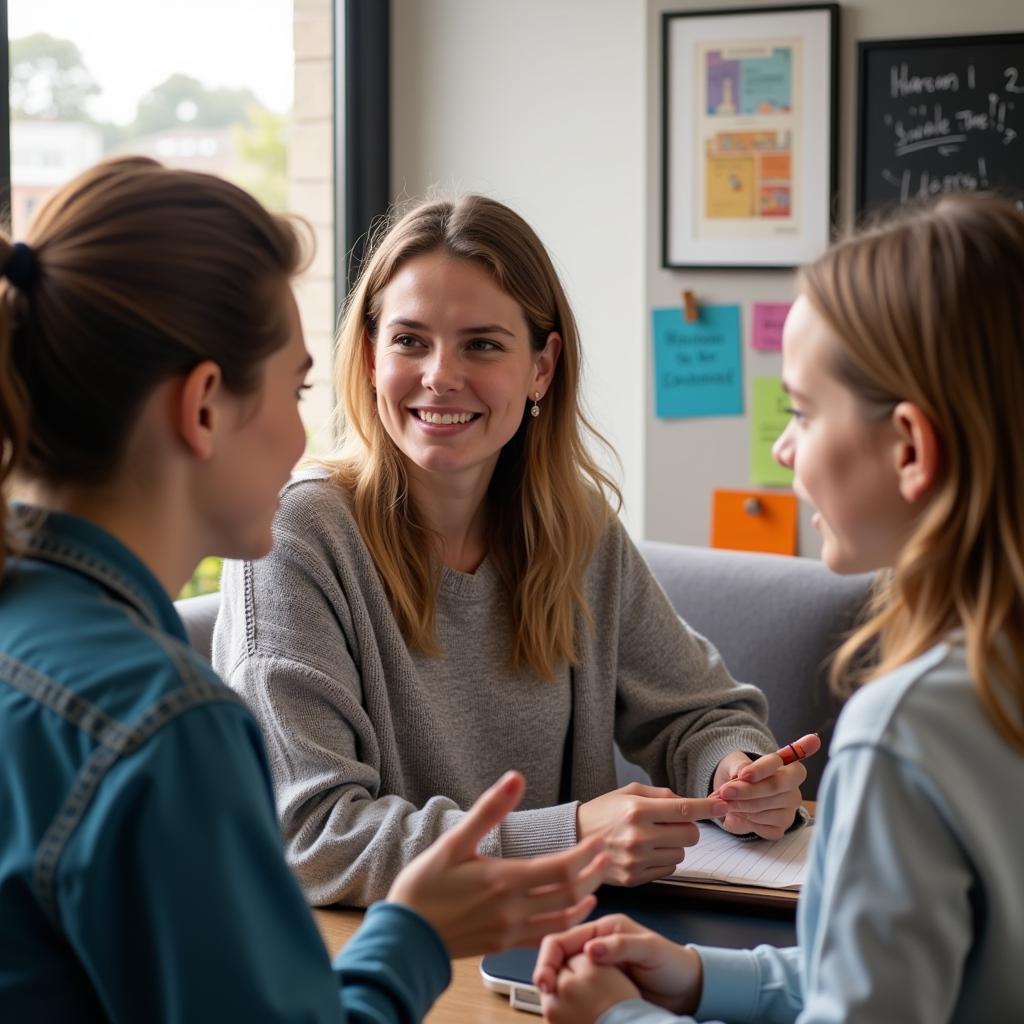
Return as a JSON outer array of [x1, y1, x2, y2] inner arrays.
[[743, 497, 763, 516], [682, 289, 699, 324]]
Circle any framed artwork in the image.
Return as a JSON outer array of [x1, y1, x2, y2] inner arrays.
[[662, 4, 839, 269], [857, 33, 1024, 216]]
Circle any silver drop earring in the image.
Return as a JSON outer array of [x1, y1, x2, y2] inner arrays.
[[530, 392, 541, 418]]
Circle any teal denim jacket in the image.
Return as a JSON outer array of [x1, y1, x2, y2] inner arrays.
[[0, 508, 448, 1022]]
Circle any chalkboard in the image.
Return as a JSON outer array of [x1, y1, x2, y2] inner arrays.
[[857, 33, 1024, 215]]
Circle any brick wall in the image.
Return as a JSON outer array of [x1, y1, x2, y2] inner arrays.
[[291, 0, 337, 450]]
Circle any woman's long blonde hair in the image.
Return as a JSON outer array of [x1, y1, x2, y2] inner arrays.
[[323, 196, 620, 680], [809, 194, 1024, 751]]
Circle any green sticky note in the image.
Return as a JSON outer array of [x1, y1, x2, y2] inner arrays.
[[751, 377, 794, 486]]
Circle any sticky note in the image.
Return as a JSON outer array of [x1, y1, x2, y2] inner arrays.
[[751, 377, 794, 486], [751, 302, 791, 352], [653, 305, 742, 419], [711, 489, 798, 556]]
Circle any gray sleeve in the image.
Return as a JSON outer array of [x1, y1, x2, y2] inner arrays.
[[215, 529, 471, 908], [610, 527, 776, 796]]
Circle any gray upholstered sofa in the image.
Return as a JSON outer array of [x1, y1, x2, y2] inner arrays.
[[175, 541, 871, 799]]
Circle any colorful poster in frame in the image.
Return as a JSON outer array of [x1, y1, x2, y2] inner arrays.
[[662, 5, 839, 269]]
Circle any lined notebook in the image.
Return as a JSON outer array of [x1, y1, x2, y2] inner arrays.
[[662, 822, 813, 890]]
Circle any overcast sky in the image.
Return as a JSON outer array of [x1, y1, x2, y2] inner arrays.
[[9, 0, 294, 123]]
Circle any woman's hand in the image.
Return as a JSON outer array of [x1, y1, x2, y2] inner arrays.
[[577, 783, 727, 886], [540, 952, 640, 1024], [712, 750, 807, 840], [536, 914, 703, 1021], [387, 771, 608, 958]]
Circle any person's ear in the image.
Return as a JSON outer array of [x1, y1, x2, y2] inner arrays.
[[532, 332, 562, 399], [176, 360, 224, 461], [892, 401, 940, 504]]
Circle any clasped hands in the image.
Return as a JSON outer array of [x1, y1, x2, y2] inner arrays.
[[576, 749, 807, 886], [534, 913, 702, 1023]]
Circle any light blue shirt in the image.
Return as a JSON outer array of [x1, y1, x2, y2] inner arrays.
[[0, 508, 450, 1021], [600, 638, 1024, 1023]]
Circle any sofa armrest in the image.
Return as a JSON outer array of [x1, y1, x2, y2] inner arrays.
[[175, 592, 221, 664]]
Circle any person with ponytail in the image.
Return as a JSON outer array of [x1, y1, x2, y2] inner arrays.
[[214, 195, 810, 910], [533, 193, 1024, 1023], [0, 157, 610, 1021]]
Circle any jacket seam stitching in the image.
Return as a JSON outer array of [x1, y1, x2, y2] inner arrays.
[[32, 685, 246, 931]]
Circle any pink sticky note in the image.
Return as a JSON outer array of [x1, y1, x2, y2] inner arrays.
[[751, 302, 792, 352]]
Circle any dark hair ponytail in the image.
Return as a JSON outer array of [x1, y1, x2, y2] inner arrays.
[[0, 156, 308, 582]]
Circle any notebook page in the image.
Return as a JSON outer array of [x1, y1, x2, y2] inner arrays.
[[667, 822, 813, 890]]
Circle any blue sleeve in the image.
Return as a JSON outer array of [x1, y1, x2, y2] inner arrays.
[[692, 944, 802, 1023], [597, 998, 694, 1024], [790, 743, 971, 1023], [56, 700, 449, 1022], [694, 740, 973, 1023], [335, 903, 452, 1021], [588, 944, 802, 1024]]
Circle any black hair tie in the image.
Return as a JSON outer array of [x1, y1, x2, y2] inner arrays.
[[2, 242, 39, 292]]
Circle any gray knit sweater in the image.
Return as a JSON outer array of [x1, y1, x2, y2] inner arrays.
[[213, 473, 775, 907]]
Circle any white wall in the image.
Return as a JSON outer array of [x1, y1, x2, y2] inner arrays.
[[391, 0, 647, 531], [644, 0, 1024, 554], [393, 0, 1024, 549]]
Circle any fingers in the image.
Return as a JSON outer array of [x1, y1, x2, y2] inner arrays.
[[442, 770, 525, 859], [729, 750, 785, 786], [720, 809, 792, 840], [713, 789, 802, 815], [622, 861, 681, 887], [718, 761, 806, 802], [584, 930, 665, 969], [619, 782, 679, 799], [535, 924, 599, 993], [518, 892, 598, 946], [646, 823, 702, 849], [534, 915, 639, 993], [516, 841, 609, 917], [499, 834, 608, 896], [627, 796, 728, 824], [735, 733, 821, 784]]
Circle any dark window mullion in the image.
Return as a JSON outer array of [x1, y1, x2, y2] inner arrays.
[[1, 0, 12, 234]]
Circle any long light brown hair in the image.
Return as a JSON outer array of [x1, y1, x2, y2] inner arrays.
[[324, 195, 621, 679], [0, 156, 306, 583], [808, 194, 1024, 751]]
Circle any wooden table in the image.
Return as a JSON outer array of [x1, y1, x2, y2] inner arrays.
[[313, 806, 811, 1021], [315, 907, 524, 1023], [314, 886, 800, 1022]]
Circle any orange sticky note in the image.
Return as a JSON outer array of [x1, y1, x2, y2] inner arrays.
[[711, 489, 798, 556]]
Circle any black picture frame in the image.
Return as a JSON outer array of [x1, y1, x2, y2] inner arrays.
[[856, 32, 1024, 218], [662, 4, 839, 270]]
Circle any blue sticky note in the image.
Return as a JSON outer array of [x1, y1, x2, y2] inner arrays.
[[653, 305, 743, 419]]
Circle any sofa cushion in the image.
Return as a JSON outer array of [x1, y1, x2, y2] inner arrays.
[[176, 592, 220, 663], [635, 541, 871, 798]]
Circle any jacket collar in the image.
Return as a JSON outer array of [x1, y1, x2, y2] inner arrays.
[[12, 505, 188, 643]]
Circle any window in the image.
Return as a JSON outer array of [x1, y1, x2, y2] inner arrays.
[[6, 0, 341, 598], [3, 1, 390, 597]]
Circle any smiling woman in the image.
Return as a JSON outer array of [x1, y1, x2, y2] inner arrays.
[[213, 194, 811, 910], [367, 252, 560, 535]]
